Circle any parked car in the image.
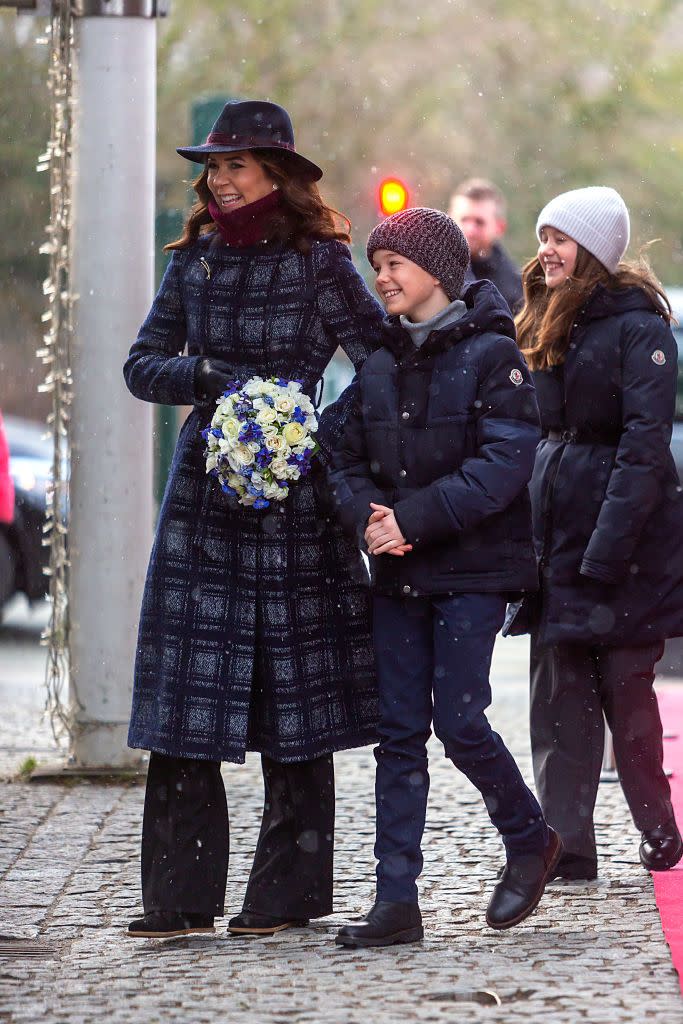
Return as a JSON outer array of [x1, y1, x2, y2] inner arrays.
[[0, 412, 16, 607], [0, 415, 51, 614]]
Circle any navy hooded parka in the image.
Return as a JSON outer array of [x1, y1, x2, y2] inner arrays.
[[329, 280, 540, 597], [523, 283, 683, 648]]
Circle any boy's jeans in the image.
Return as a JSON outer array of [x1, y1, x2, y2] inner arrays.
[[373, 591, 547, 903]]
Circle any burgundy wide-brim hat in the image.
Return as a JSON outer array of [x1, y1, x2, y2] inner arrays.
[[176, 99, 323, 182]]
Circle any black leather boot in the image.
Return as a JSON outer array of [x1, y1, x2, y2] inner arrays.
[[335, 901, 423, 948], [486, 827, 562, 930], [497, 850, 596, 882], [227, 911, 309, 935], [126, 911, 215, 938], [640, 818, 683, 872], [551, 852, 598, 881]]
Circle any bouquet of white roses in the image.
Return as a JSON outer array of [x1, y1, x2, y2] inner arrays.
[[201, 376, 319, 509]]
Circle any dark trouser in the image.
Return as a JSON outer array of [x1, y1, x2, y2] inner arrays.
[[530, 636, 673, 865], [141, 751, 334, 919], [373, 592, 548, 903]]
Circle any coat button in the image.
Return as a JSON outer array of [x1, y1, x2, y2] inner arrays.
[[399, 469, 407, 478], [402, 584, 411, 595], [401, 410, 410, 420]]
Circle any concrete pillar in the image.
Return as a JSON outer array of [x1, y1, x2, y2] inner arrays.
[[68, 13, 156, 766]]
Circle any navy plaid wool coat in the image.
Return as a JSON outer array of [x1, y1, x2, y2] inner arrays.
[[123, 233, 384, 763]]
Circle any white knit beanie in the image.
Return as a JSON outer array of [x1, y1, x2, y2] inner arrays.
[[536, 186, 630, 274]]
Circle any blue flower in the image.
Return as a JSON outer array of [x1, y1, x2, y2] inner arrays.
[[253, 497, 270, 509], [220, 483, 237, 496], [293, 407, 307, 424], [211, 428, 222, 438]]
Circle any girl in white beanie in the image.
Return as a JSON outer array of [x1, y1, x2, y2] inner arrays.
[[511, 186, 683, 880]]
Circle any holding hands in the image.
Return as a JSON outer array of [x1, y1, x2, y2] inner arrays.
[[365, 503, 413, 557]]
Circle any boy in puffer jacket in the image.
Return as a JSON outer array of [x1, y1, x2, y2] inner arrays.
[[329, 208, 559, 948]]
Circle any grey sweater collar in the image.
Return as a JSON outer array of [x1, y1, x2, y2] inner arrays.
[[400, 298, 467, 349]]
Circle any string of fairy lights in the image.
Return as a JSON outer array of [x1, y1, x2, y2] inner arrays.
[[36, 0, 76, 746]]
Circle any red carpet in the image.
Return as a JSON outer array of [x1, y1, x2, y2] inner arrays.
[[653, 688, 683, 995]]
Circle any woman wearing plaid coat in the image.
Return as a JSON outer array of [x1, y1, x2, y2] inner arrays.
[[123, 101, 383, 940]]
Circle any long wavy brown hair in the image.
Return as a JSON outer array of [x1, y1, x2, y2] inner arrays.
[[515, 245, 673, 370], [165, 150, 351, 254]]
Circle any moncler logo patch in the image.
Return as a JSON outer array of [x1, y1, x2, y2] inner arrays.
[[652, 349, 666, 365], [509, 368, 523, 386]]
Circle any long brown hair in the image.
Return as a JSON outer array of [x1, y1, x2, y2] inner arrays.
[[165, 151, 351, 253], [515, 246, 673, 370]]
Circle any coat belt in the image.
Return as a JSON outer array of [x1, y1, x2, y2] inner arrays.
[[546, 427, 621, 445]]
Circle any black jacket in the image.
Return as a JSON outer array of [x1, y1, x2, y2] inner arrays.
[[468, 242, 523, 314], [329, 281, 540, 597], [521, 284, 683, 647]]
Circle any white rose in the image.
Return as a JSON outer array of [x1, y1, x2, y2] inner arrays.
[[228, 444, 255, 471], [283, 422, 306, 446], [274, 396, 295, 415], [264, 434, 286, 452], [255, 407, 278, 425], [260, 424, 279, 439], [263, 480, 286, 500], [206, 454, 218, 472], [270, 457, 290, 479], [221, 417, 241, 439], [243, 377, 266, 397]]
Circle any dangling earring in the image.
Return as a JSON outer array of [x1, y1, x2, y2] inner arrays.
[[272, 183, 279, 191]]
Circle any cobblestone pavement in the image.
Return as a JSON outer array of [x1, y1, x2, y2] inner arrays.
[[1, 625, 682, 1024]]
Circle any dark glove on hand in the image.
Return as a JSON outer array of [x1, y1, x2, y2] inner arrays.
[[194, 358, 236, 402], [311, 458, 334, 518]]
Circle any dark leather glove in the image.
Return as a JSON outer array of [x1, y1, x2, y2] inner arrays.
[[194, 358, 236, 402]]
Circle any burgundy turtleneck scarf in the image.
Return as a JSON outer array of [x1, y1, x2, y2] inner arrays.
[[208, 189, 282, 247]]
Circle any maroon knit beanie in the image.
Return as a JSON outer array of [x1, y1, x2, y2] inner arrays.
[[367, 207, 470, 300]]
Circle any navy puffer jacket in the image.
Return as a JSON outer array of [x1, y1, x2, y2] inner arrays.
[[329, 281, 540, 597], [521, 284, 683, 647]]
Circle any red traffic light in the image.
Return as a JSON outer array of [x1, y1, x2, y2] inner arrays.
[[378, 178, 409, 216]]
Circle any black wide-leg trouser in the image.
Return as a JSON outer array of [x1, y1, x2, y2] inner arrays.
[[141, 751, 334, 919], [530, 636, 673, 865]]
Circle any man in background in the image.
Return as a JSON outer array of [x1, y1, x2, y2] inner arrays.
[[449, 178, 523, 314]]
